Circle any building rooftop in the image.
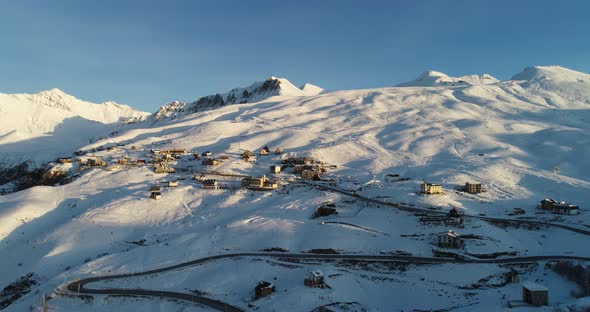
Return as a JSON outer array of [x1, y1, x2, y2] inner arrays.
[[523, 281, 548, 291], [445, 230, 460, 238]]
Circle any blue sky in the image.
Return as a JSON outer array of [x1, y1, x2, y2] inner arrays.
[[1, 0, 589, 111]]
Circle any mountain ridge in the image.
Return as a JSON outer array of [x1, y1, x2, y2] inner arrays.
[[153, 77, 324, 120]]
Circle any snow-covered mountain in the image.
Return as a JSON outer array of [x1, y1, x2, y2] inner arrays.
[[0, 88, 148, 190], [0, 88, 146, 145], [396, 70, 499, 87], [2, 65, 590, 312], [511, 65, 590, 107], [154, 77, 323, 120], [299, 82, 325, 95]]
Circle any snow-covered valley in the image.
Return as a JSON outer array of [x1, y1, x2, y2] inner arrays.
[[1, 66, 590, 311]]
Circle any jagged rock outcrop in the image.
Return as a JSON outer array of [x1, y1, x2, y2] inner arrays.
[[153, 77, 323, 120]]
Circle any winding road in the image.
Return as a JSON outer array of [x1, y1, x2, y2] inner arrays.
[[308, 182, 590, 236], [60, 252, 590, 311], [56, 178, 590, 310], [180, 171, 590, 237]]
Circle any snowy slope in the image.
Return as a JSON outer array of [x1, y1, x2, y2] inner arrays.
[[0, 88, 148, 166], [397, 70, 499, 87], [300, 83, 325, 96], [511, 65, 590, 107], [2, 65, 590, 311]]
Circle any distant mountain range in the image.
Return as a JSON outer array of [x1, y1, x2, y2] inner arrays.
[[0, 65, 589, 191], [153, 77, 324, 120]]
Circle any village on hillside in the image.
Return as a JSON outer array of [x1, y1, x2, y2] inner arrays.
[[31, 140, 584, 309]]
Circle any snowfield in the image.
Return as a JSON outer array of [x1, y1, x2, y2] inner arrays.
[[0, 88, 148, 167], [1, 65, 589, 311]]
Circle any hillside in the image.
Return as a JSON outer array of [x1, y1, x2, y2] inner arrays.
[[0, 89, 148, 192], [0, 88, 148, 164], [1, 65, 590, 311], [396, 70, 499, 87]]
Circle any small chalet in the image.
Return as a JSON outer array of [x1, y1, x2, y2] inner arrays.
[[464, 182, 482, 194], [437, 230, 464, 249], [259, 146, 270, 156], [522, 282, 548, 306], [150, 191, 162, 200], [254, 281, 275, 300], [446, 207, 463, 225], [274, 147, 284, 155], [304, 270, 325, 288], [202, 179, 219, 190], [421, 182, 443, 195], [202, 151, 212, 157], [202, 158, 218, 166], [270, 165, 281, 174]]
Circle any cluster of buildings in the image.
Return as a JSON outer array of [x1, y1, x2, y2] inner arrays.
[[282, 157, 328, 180], [254, 270, 325, 300], [241, 146, 283, 162], [420, 180, 580, 217], [148, 180, 179, 199], [420, 181, 483, 195], [538, 199, 579, 215]]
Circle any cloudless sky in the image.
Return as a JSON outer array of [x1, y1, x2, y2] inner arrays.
[[1, 0, 589, 111]]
